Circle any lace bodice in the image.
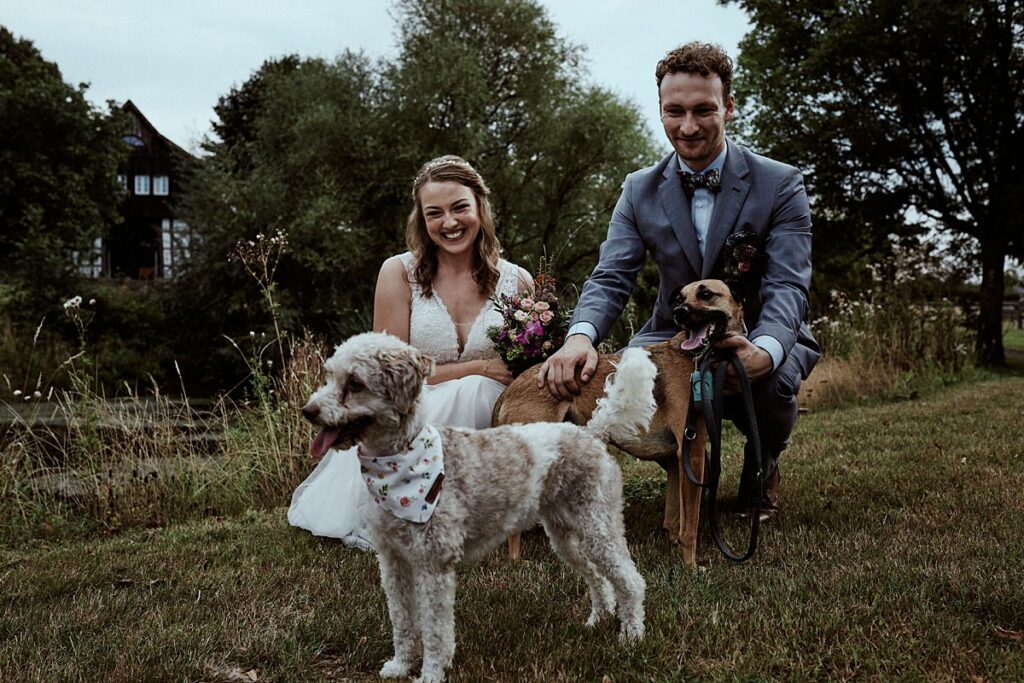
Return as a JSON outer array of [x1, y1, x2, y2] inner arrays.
[[400, 252, 520, 365]]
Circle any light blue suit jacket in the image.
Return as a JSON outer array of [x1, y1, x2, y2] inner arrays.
[[570, 140, 820, 378]]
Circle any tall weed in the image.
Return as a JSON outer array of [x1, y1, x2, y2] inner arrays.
[[0, 232, 328, 547], [805, 247, 974, 409]]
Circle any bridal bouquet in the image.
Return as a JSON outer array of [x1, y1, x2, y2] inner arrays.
[[487, 266, 569, 376]]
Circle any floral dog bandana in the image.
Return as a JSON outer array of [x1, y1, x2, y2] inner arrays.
[[357, 425, 444, 523]]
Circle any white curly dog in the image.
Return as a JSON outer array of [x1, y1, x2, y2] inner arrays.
[[302, 332, 655, 683]]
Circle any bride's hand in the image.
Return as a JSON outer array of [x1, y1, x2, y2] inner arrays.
[[482, 359, 514, 385]]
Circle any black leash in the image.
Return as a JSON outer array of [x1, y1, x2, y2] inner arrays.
[[680, 350, 765, 562]]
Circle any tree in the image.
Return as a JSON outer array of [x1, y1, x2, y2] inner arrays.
[[728, 0, 1024, 364], [178, 0, 655, 387], [383, 0, 655, 283], [0, 27, 126, 315]]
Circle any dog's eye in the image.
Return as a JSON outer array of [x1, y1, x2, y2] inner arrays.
[[698, 288, 715, 301], [346, 378, 366, 393]]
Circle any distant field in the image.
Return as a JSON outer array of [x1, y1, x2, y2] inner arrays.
[[1004, 322, 1024, 351]]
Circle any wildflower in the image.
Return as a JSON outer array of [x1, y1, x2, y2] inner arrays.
[[249, 331, 256, 337], [88, 299, 96, 306], [267, 360, 274, 368], [13, 390, 22, 397], [32, 391, 41, 399], [63, 295, 82, 310]]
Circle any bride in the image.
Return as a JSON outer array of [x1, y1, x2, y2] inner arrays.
[[288, 155, 532, 549]]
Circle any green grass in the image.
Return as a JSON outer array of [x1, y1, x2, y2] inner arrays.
[[1004, 322, 1024, 352], [2, 376, 1023, 682]]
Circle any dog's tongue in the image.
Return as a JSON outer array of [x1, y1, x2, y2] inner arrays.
[[310, 427, 340, 459], [681, 323, 713, 351]]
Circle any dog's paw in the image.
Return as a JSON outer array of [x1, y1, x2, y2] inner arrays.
[[618, 621, 645, 643], [380, 658, 413, 678], [412, 672, 445, 683]]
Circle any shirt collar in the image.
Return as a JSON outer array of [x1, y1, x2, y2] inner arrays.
[[677, 142, 728, 175]]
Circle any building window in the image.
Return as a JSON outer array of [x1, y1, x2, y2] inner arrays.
[[153, 175, 170, 196], [134, 175, 150, 195], [161, 219, 191, 278], [117, 174, 128, 190], [74, 236, 104, 278]]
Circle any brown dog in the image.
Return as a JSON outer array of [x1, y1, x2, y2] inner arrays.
[[493, 279, 746, 565]]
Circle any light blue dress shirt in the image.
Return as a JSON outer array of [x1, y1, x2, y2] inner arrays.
[[569, 143, 784, 371]]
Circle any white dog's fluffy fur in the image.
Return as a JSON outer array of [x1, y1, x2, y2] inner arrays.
[[303, 332, 656, 683]]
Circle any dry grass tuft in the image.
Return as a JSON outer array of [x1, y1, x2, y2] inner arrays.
[[798, 357, 898, 411]]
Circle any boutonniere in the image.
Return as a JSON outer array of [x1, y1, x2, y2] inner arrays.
[[723, 230, 765, 279]]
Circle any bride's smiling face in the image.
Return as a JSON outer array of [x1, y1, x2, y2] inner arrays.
[[418, 181, 481, 256]]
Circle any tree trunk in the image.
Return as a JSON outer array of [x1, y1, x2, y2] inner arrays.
[[976, 237, 1006, 366]]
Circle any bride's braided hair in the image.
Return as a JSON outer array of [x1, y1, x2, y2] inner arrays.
[[405, 155, 501, 299]]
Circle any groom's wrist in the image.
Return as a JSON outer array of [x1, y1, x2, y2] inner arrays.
[[566, 322, 598, 345]]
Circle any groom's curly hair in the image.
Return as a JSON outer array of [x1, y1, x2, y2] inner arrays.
[[406, 155, 501, 299], [656, 42, 733, 101]]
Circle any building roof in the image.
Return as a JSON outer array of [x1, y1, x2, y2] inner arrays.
[[121, 100, 195, 159]]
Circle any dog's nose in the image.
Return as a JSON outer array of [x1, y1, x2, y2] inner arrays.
[[673, 303, 692, 324], [301, 403, 320, 424]]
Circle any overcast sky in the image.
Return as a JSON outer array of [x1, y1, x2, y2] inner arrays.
[[7, 0, 751, 154]]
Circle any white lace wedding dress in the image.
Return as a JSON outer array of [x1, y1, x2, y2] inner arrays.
[[287, 252, 521, 549]]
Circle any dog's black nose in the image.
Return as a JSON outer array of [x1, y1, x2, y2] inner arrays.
[[301, 403, 320, 424], [673, 303, 692, 325]]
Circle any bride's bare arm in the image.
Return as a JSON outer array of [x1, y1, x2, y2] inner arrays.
[[372, 256, 412, 341], [427, 358, 512, 385]]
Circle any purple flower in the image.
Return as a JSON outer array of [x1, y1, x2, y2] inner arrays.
[[525, 320, 544, 337]]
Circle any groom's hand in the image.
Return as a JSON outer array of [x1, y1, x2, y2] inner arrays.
[[538, 334, 598, 400], [714, 336, 773, 395]]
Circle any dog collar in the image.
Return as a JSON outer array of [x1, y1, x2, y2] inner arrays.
[[357, 425, 444, 524]]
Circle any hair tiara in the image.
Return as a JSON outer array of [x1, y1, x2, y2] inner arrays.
[[413, 156, 489, 196]]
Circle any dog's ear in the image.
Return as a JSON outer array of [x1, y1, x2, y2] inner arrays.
[[724, 279, 746, 305], [668, 283, 685, 307], [417, 352, 435, 380], [379, 349, 427, 415]]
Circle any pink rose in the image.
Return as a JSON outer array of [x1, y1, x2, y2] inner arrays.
[[520, 297, 535, 311], [540, 310, 554, 323], [534, 300, 550, 312]]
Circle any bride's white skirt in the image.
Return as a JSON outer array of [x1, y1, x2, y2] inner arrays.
[[287, 375, 506, 550]]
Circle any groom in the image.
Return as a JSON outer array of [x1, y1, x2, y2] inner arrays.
[[539, 42, 819, 514]]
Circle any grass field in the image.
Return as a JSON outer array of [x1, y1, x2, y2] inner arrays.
[[2, 372, 1022, 682], [1004, 322, 1024, 354]]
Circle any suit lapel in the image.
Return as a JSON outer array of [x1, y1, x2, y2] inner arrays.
[[702, 140, 751, 278], [657, 162, 702, 277]]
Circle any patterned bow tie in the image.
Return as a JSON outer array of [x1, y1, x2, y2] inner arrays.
[[678, 168, 722, 197]]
